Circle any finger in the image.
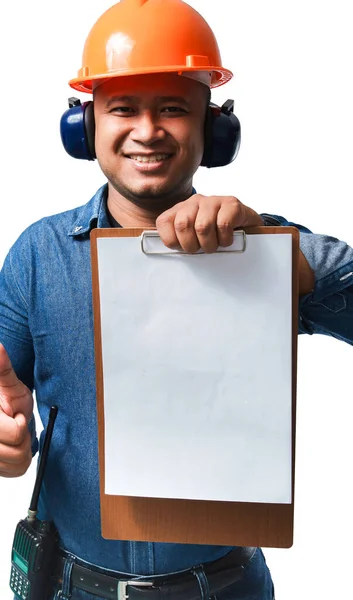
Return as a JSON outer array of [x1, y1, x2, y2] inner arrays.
[[216, 199, 243, 247], [0, 430, 31, 465], [194, 198, 220, 253], [173, 202, 201, 253], [0, 343, 20, 389], [0, 345, 33, 420], [157, 200, 201, 252], [156, 205, 183, 249], [0, 411, 29, 446], [0, 450, 32, 477], [0, 344, 23, 417]]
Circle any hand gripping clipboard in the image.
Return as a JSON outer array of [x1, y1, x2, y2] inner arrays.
[[90, 226, 299, 548]]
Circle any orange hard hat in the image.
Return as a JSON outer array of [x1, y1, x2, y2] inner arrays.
[[69, 0, 233, 93]]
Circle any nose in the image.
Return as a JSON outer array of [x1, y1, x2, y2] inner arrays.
[[130, 111, 167, 145]]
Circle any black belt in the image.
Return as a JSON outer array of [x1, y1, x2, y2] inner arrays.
[[54, 547, 256, 600]]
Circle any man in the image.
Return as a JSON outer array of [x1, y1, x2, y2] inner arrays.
[[0, 1, 352, 599]]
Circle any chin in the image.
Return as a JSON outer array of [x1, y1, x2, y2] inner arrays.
[[131, 184, 173, 199], [116, 179, 179, 203]]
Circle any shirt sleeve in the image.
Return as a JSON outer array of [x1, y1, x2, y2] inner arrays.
[[261, 213, 353, 345], [0, 244, 38, 456]]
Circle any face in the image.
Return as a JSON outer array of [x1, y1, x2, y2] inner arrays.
[[93, 73, 209, 210]]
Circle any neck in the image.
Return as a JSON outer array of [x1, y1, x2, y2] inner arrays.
[[106, 182, 193, 228]]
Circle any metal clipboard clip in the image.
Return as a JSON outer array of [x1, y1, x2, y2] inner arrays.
[[140, 230, 247, 255]]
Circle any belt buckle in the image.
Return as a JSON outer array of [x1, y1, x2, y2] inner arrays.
[[118, 580, 154, 600]]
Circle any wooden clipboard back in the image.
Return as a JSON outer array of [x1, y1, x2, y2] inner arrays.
[[90, 226, 299, 548]]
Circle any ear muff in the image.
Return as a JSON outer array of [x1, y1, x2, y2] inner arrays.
[[201, 100, 241, 168], [60, 98, 96, 161], [60, 97, 240, 167]]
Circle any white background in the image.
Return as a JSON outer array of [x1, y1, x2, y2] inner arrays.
[[0, 1, 352, 598]]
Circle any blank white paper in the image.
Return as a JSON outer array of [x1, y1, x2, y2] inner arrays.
[[97, 233, 293, 503]]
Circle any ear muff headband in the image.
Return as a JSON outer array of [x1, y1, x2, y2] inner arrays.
[[60, 98, 240, 167]]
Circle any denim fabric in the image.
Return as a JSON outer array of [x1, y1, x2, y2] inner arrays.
[[261, 212, 353, 344], [2, 184, 352, 598]]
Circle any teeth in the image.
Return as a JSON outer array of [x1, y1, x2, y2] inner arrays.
[[130, 154, 169, 163]]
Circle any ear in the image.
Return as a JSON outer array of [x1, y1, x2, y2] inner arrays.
[[60, 98, 96, 160], [201, 100, 241, 168]]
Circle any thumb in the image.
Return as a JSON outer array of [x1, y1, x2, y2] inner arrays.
[[13, 412, 28, 430], [0, 344, 31, 420]]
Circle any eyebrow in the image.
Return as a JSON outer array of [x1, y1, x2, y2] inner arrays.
[[105, 95, 190, 108]]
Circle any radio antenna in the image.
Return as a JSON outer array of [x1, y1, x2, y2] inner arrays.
[[27, 406, 58, 522]]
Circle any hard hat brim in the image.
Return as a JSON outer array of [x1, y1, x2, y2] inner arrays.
[[69, 66, 233, 94]]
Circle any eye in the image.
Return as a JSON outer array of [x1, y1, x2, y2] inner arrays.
[[109, 106, 134, 115], [162, 106, 187, 114]]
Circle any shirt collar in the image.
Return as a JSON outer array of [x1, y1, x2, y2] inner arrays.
[[68, 184, 110, 237], [68, 184, 197, 237]]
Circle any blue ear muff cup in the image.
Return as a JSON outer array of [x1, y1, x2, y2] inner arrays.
[[201, 105, 241, 168], [60, 101, 95, 161], [60, 101, 240, 167]]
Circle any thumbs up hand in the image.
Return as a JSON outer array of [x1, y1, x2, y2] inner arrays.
[[0, 344, 34, 477]]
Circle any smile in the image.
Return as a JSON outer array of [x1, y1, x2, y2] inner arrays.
[[127, 154, 171, 163]]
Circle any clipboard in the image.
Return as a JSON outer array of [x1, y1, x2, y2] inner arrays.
[[90, 226, 299, 548]]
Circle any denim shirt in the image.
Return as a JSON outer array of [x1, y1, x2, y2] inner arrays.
[[0, 184, 352, 576]]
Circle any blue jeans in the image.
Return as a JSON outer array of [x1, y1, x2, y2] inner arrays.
[[44, 548, 274, 600]]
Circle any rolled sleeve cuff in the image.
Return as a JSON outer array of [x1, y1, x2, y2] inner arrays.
[[311, 259, 353, 302], [299, 232, 353, 290], [261, 214, 353, 344]]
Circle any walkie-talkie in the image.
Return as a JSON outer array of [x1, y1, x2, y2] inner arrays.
[[10, 406, 59, 600]]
